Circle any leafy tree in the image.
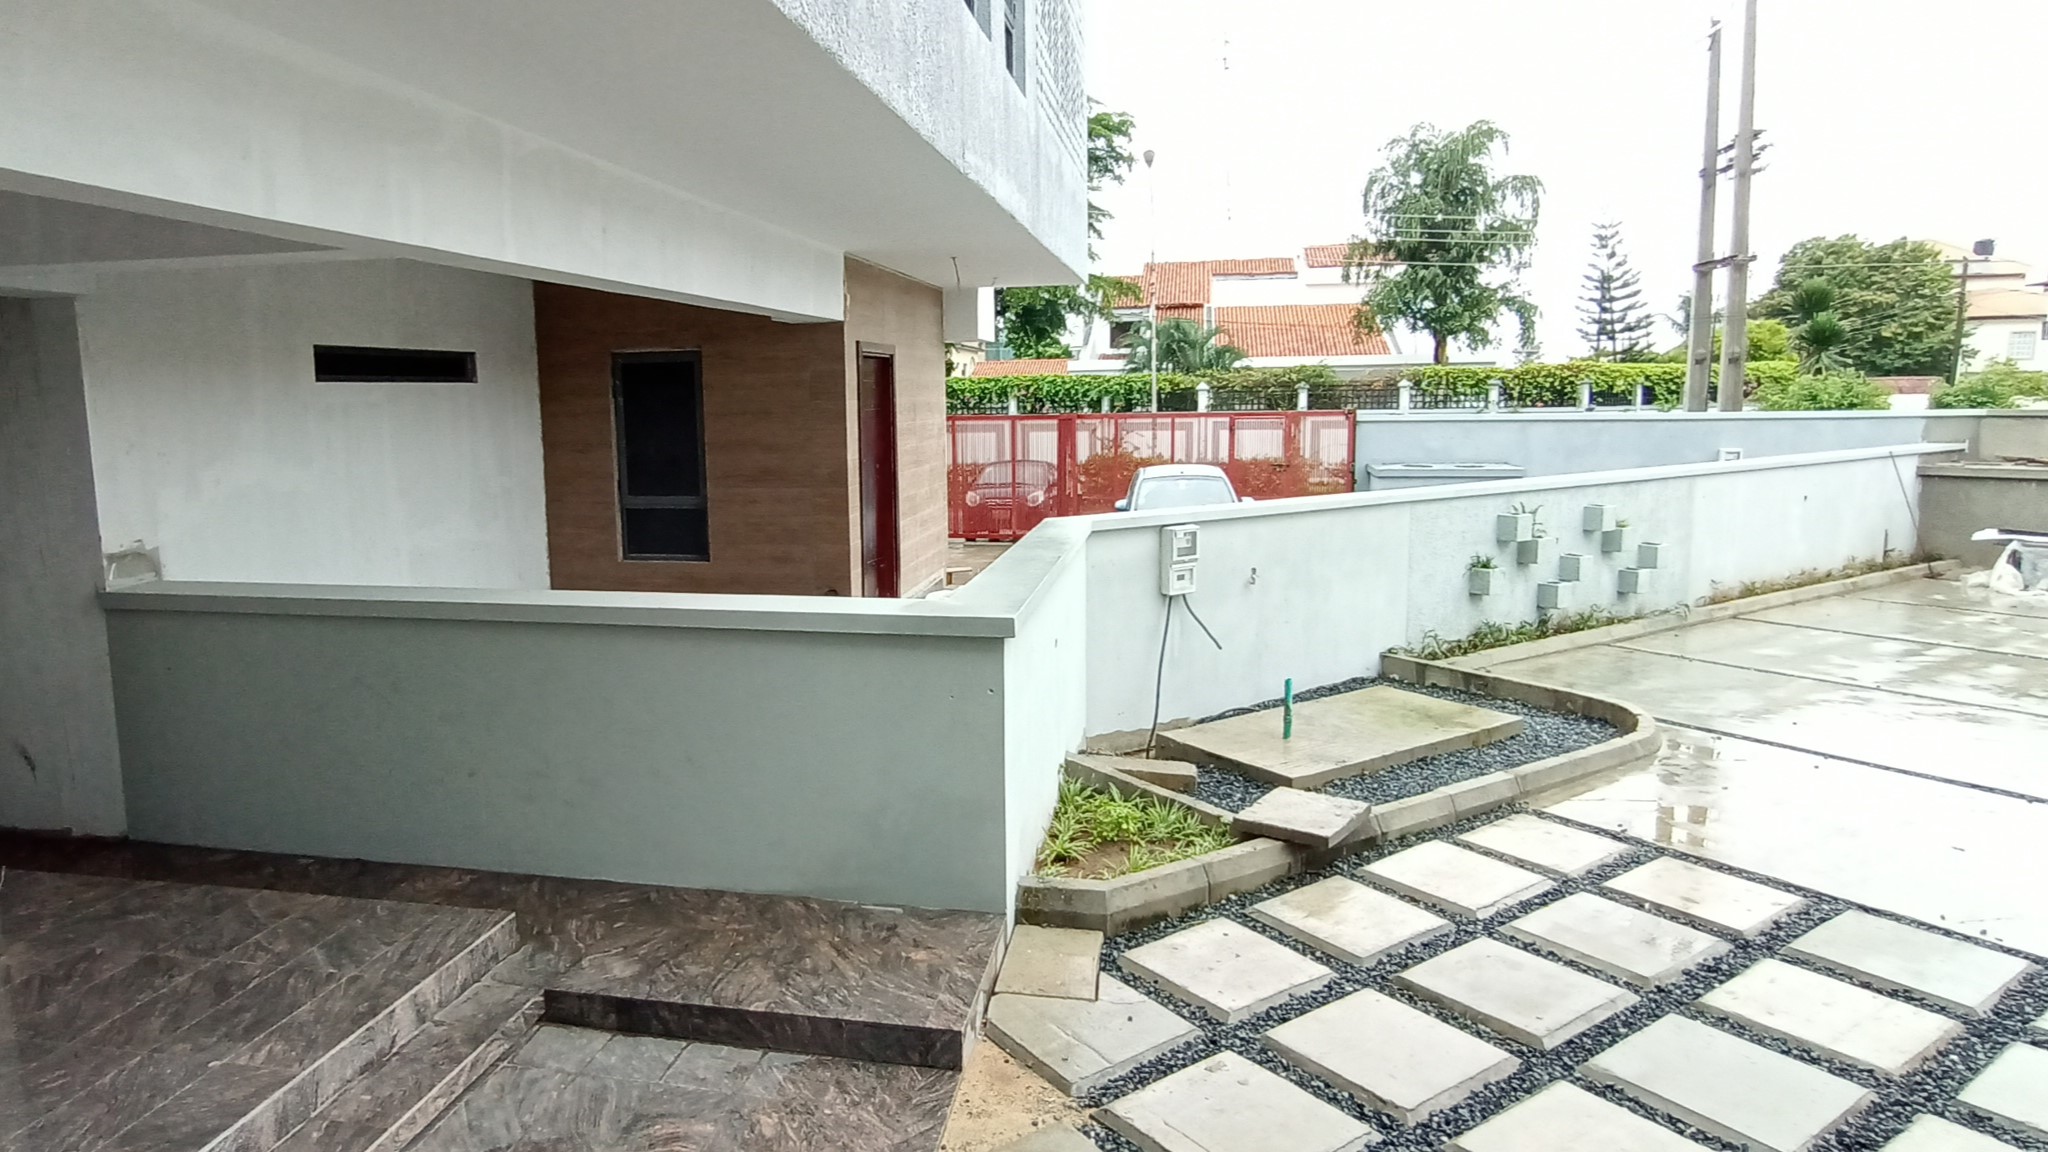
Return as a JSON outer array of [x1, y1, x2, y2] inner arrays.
[[1346, 121, 1542, 364], [1754, 237, 1958, 377], [1931, 359, 2048, 409], [1577, 222, 1657, 360], [1119, 318, 1246, 374], [1751, 369, 1890, 411], [1659, 318, 1792, 364], [992, 105, 1142, 358], [1666, 292, 1723, 340]]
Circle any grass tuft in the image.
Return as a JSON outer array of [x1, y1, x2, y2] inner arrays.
[[1034, 777, 1235, 879]]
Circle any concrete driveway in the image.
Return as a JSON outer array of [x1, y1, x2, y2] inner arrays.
[[1494, 575, 2048, 958]]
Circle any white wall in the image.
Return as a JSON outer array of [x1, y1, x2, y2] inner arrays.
[[78, 260, 549, 587], [0, 297, 125, 835], [998, 522, 1091, 913], [1079, 447, 1947, 737], [1966, 318, 2048, 371]]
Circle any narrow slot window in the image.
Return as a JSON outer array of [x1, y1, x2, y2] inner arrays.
[[314, 345, 476, 383]]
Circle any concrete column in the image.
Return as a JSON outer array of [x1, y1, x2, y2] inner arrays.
[[1296, 384, 1310, 411], [1398, 379, 1413, 413], [1197, 382, 1211, 412], [1487, 380, 1503, 412], [1006, 394, 1019, 415], [1578, 380, 1594, 410], [0, 297, 125, 835]]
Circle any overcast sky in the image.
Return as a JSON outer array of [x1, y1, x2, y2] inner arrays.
[[1082, 0, 2048, 361]]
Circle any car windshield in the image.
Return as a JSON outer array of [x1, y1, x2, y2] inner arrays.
[[1132, 475, 1235, 510], [974, 461, 1055, 487]]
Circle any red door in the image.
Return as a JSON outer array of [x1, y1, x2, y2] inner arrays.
[[857, 349, 900, 597]]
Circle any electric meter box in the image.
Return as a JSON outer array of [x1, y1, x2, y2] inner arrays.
[[1160, 524, 1200, 596]]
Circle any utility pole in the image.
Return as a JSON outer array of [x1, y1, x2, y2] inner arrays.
[[1683, 21, 1724, 412], [1144, 148, 1159, 413], [1951, 240, 1995, 387], [1717, 0, 1759, 412]]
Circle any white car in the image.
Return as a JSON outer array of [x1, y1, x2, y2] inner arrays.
[[1113, 464, 1251, 512]]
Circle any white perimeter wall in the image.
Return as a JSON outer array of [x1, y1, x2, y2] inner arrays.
[[78, 259, 549, 587]]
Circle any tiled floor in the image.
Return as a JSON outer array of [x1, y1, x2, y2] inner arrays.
[[0, 868, 514, 1152]]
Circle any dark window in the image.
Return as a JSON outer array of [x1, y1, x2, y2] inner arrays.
[[1004, 0, 1023, 81], [314, 345, 476, 383], [613, 352, 709, 561]]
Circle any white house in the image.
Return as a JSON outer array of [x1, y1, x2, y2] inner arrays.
[[1932, 241, 2048, 371]]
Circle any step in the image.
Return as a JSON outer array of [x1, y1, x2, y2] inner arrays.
[[1156, 685, 1525, 789], [270, 976, 541, 1152]]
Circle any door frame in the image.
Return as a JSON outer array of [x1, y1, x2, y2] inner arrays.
[[855, 342, 900, 598]]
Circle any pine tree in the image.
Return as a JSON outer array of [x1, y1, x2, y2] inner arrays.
[[1577, 222, 1656, 360]]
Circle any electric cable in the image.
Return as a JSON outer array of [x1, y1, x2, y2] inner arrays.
[[1145, 596, 1177, 754]]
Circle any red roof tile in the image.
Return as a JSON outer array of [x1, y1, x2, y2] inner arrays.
[[971, 358, 1069, 377], [1215, 304, 1389, 358], [1120, 258, 1298, 307], [1303, 244, 1357, 268]]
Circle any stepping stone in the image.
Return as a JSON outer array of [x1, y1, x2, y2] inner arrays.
[[1957, 1043, 2048, 1139], [1099, 1050, 1380, 1152], [985, 975, 1199, 1096], [1393, 938, 1638, 1050], [996, 924, 1103, 1000], [1582, 1015, 1872, 1152], [1232, 789, 1374, 849], [1456, 814, 1629, 877], [1264, 989, 1518, 1126], [1358, 841, 1552, 918], [1697, 958, 1961, 1076], [994, 1128, 1103, 1152], [1783, 911, 2034, 1017], [1249, 877, 1450, 967], [1502, 892, 1729, 987], [1602, 857, 1805, 937], [1447, 1081, 1710, 1152], [1882, 1116, 2022, 1151], [1156, 685, 1523, 789], [1070, 752, 1199, 793], [1118, 920, 1332, 1023]]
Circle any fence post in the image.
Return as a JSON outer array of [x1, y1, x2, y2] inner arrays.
[[1100, 395, 1110, 413], [1487, 380, 1503, 412], [1398, 379, 1413, 413], [1296, 384, 1310, 411], [1578, 380, 1594, 410], [1005, 393, 1019, 416], [1196, 381, 1211, 413], [1636, 383, 1650, 410]]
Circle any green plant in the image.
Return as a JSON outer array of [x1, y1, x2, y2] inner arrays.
[[1468, 554, 1498, 571], [1751, 369, 1890, 411], [1035, 778, 1235, 879], [1754, 236, 1960, 378], [1121, 318, 1248, 374], [1704, 552, 1934, 603], [1930, 359, 2048, 410], [1396, 606, 1663, 661]]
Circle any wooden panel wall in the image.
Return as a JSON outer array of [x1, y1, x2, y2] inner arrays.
[[533, 283, 857, 595]]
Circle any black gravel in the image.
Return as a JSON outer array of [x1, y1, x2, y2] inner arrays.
[[1182, 677, 1619, 813], [1074, 808, 2048, 1152]]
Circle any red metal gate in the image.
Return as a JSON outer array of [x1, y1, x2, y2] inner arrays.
[[948, 412, 1356, 541]]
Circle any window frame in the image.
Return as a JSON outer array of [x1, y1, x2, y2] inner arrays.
[[1003, 0, 1025, 87], [611, 350, 710, 563], [2009, 328, 2039, 362]]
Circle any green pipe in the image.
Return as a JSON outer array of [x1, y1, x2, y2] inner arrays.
[[1283, 678, 1294, 740]]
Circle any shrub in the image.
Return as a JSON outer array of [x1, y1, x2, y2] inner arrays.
[[1751, 369, 1891, 412], [1930, 359, 2048, 410]]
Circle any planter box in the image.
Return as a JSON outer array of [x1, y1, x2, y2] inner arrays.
[[1600, 527, 1632, 554], [1557, 553, 1586, 582], [1515, 537, 1547, 566], [1537, 580, 1570, 610], [1468, 567, 1502, 596], [1496, 512, 1535, 543], [1618, 567, 1653, 595], [1582, 504, 1619, 533], [1637, 542, 1665, 569]]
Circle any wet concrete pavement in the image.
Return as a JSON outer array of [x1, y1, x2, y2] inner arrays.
[[1493, 576, 2048, 959]]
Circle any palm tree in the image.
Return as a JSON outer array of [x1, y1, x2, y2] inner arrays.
[[1787, 279, 1853, 375], [1119, 318, 1247, 374]]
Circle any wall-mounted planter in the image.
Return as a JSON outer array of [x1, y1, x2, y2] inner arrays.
[[1618, 567, 1653, 595], [1582, 504, 1619, 533], [1537, 581, 1570, 610], [1496, 513, 1535, 543], [1515, 537, 1547, 566], [1557, 553, 1587, 582], [1468, 567, 1502, 596], [1601, 527, 1632, 554], [1637, 542, 1665, 569]]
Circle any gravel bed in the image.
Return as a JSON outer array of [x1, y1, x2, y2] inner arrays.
[[1074, 808, 2048, 1152], [1182, 677, 1619, 813]]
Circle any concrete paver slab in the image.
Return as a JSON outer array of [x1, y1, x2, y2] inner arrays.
[[985, 975, 1199, 1096], [1957, 1043, 2048, 1139], [1455, 814, 1629, 877], [1602, 856, 1806, 937], [993, 1127, 1104, 1152], [1249, 877, 1451, 967], [1069, 753, 1200, 793], [1232, 789, 1374, 849], [1117, 920, 1332, 1023], [1502, 892, 1729, 986], [1880, 1115, 2022, 1151], [1098, 1050, 1380, 1152], [1358, 841, 1553, 919], [1696, 958, 1961, 1075], [1749, 595, 2048, 662], [1156, 686, 1524, 789], [1582, 1015, 1872, 1152], [1446, 1081, 1709, 1152], [1783, 911, 2034, 1017], [1393, 937, 1638, 1050], [1263, 990, 1518, 1125], [995, 925, 1103, 1000]]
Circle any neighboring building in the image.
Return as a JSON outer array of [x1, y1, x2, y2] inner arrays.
[[1931, 242, 2048, 372]]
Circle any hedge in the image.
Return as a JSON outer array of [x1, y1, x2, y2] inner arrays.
[[948, 361, 1801, 414]]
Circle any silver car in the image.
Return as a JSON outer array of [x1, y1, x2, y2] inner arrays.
[[1113, 464, 1250, 512]]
